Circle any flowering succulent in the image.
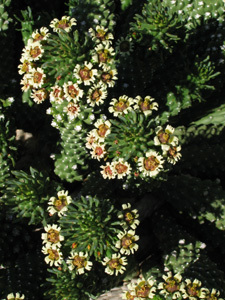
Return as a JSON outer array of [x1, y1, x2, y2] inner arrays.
[[42, 244, 63, 267], [86, 98, 181, 183], [126, 277, 156, 299], [118, 203, 140, 230], [180, 278, 208, 300], [115, 229, 139, 255], [41, 224, 64, 248], [158, 272, 183, 299]]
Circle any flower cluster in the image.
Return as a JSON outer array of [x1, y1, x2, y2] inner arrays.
[[18, 16, 117, 130], [101, 202, 140, 276], [86, 95, 182, 181], [122, 272, 224, 300]]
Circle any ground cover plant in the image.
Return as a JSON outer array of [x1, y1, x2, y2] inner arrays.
[[1, 0, 225, 299]]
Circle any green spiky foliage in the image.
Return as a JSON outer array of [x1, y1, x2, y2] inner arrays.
[[0, 98, 16, 190], [59, 195, 123, 260], [0, 0, 12, 32], [3, 167, 62, 225]]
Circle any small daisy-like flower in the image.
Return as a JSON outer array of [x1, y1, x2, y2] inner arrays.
[[47, 190, 72, 217], [41, 224, 64, 247], [6, 293, 25, 300], [138, 150, 164, 177], [102, 253, 127, 276], [122, 290, 136, 300], [94, 118, 111, 142], [32, 27, 50, 42], [133, 278, 156, 299], [87, 84, 107, 107], [112, 159, 132, 179], [63, 81, 83, 101], [86, 130, 97, 149], [133, 95, 158, 116], [42, 244, 63, 266], [109, 95, 134, 116], [91, 143, 106, 161], [49, 85, 65, 103], [204, 288, 223, 300], [118, 203, 140, 230], [115, 230, 139, 255], [67, 251, 93, 274], [99, 65, 118, 87], [163, 144, 182, 165], [50, 16, 77, 33], [92, 42, 115, 66], [18, 57, 33, 75], [154, 125, 178, 150], [115, 36, 134, 56], [20, 74, 32, 91], [28, 67, 46, 88], [158, 272, 182, 299], [25, 40, 44, 61], [31, 88, 48, 104], [89, 25, 114, 43], [74, 61, 98, 85], [180, 279, 208, 300], [64, 101, 80, 120], [100, 162, 116, 179]]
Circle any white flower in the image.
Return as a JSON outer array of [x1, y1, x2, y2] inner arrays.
[[50, 16, 77, 33], [24, 40, 44, 61], [93, 118, 111, 142], [100, 162, 116, 179], [92, 41, 115, 66], [115, 230, 139, 255], [28, 67, 46, 88], [67, 251, 93, 274], [64, 101, 80, 120], [31, 88, 47, 104], [180, 279, 208, 300], [154, 125, 178, 150], [138, 150, 164, 177], [112, 159, 132, 179], [41, 224, 64, 248], [102, 253, 127, 276], [49, 85, 65, 103], [42, 244, 63, 267], [98, 65, 118, 87], [118, 203, 140, 230], [131, 278, 156, 299], [163, 144, 182, 165], [63, 81, 83, 101], [133, 95, 158, 116], [109, 95, 134, 116], [32, 27, 50, 41], [158, 272, 182, 299], [90, 143, 106, 160], [89, 25, 114, 43], [47, 190, 72, 217], [87, 84, 107, 107], [73, 61, 98, 85]]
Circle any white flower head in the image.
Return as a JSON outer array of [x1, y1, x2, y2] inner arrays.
[[28, 67, 46, 88], [47, 190, 72, 217], [158, 272, 182, 299], [118, 203, 140, 230], [163, 144, 182, 165], [64, 101, 80, 120], [90, 143, 106, 161], [32, 27, 50, 41], [115, 229, 139, 255], [132, 277, 156, 299], [63, 81, 83, 101], [25, 40, 44, 61], [89, 25, 114, 43], [100, 162, 116, 179], [109, 95, 134, 116], [154, 125, 178, 150], [41, 224, 64, 248], [67, 251, 93, 274], [133, 95, 158, 116], [42, 244, 63, 266], [138, 150, 164, 177], [87, 84, 107, 107], [112, 159, 132, 179], [50, 16, 77, 33], [99, 65, 118, 87], [93, 118, 111, 142], [102, 253, 127, 276], [92, 41, 115, 66], [31, 88, 47, 104], [73, 61, 98, 85]]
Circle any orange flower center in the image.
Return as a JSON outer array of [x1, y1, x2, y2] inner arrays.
[[114, 100, 128, 112], [79, 66, 92, 81], [95, 146, 104, 156], [108, 258, 119, 269], [97, 124, 109, 137], [158, 130, 170, 144], [104, 166, 113, 176], [57, 20, 69, 29], [73, 256, 86, 269], [121, 235, 133, 248], [54, 197, 67, 211], [30, 46, 41, 59], [136, 284, 151, 298], [115, 162, 128, 174], [144, 155, 159, 171], [67, 85, 79, 98], [91, 89, 102, 101], [165, 279, 179, 293], [33, 71, 43, 83]]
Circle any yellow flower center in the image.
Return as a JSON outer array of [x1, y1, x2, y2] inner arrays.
[[54, 196, 67, 211], [30, 46, 41, 59], [136, 284, 151, 298], [73, 255, 86, 269], [79, 66, 92, 81], [115, 162, 128, 174], [47, 249, 60, 261], [97, 124, 109, 138], [114, 100, 128, 112], [47, 229, 60, 244], [158, 130, 170, 144]]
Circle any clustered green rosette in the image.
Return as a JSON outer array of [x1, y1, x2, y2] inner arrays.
[[41, 191, 140, 278], [85, 95, 181, 183], [122, 271, 224, 300], [18, 15, 118, 182]]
